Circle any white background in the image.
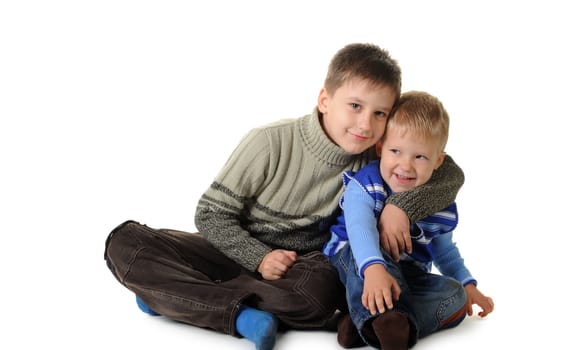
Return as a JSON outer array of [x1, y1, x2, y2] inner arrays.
[[1, 1, 561, 349]]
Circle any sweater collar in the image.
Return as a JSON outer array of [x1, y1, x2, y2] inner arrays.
[[299, 108, 362, 166]]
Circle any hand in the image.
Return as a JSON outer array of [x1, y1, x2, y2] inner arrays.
[[378, 204, 412, 261], [257, 249, 297, 280], [464, 284, 494, 317], [362, 264, 401, 315]]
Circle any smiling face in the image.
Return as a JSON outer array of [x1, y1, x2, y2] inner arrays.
[[317, 77, 397, 155], [379, 125, 446, 193]]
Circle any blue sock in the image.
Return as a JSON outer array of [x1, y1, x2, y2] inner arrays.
[[136, 295, 160, 316], [235, 305, 278, 350]]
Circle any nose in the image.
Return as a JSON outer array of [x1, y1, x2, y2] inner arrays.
[[356, 111, 372, 133], [398, 155, 412, 171]]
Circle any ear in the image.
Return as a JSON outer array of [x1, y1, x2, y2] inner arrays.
[[317, 88, 329, 113], [375, 140, 383, 157], [434, 151, 446, 169]]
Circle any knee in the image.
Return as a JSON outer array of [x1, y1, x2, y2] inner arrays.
[[104, 220, 146, 281], [280, 287, 341, 329], [281, 254, 344, 327], [438, 280, 467, 329], [450, 280, 467, 311]]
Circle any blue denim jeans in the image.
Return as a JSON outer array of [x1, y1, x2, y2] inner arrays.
[[104, 221, 344, 336], [329, 243, 467, 347]]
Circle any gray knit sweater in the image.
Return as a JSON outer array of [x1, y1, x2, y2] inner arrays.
[[195, 108, 464, 272]]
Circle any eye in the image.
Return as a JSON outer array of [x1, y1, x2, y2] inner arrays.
[[374, 111, 388, 119], [350, 103, 361, 110], [415, 155, 429, 160], [389, 148, 400, 155]]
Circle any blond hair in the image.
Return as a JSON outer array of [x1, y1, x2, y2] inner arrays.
[[385, 91, 450, 151]]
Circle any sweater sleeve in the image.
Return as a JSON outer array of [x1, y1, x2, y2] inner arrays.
[[432, 231, 477, 286], [343, 179, 386, 278], [386, 155, 464, 223], [194, 128, 273, 272]]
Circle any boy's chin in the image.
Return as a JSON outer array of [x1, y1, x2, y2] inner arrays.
[[341, 143, 373, 155]]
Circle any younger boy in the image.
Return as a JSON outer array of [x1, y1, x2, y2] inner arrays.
[[104, 45, 465, 350], [323, 91, 494, 350]]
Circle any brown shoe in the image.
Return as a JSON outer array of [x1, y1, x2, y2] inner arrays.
[[371, 311, 410, 350], [337, 313, 365, 348]]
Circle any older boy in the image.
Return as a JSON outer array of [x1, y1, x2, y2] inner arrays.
[[104, 44, 464, 350], [324, 91, 494, 350]]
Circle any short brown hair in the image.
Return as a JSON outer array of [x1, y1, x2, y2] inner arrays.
[[324, 43, 402, 98], [385, 91, 450, 151]]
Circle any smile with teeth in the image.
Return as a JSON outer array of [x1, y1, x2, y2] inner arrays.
[[394, 173, 414, 182]]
